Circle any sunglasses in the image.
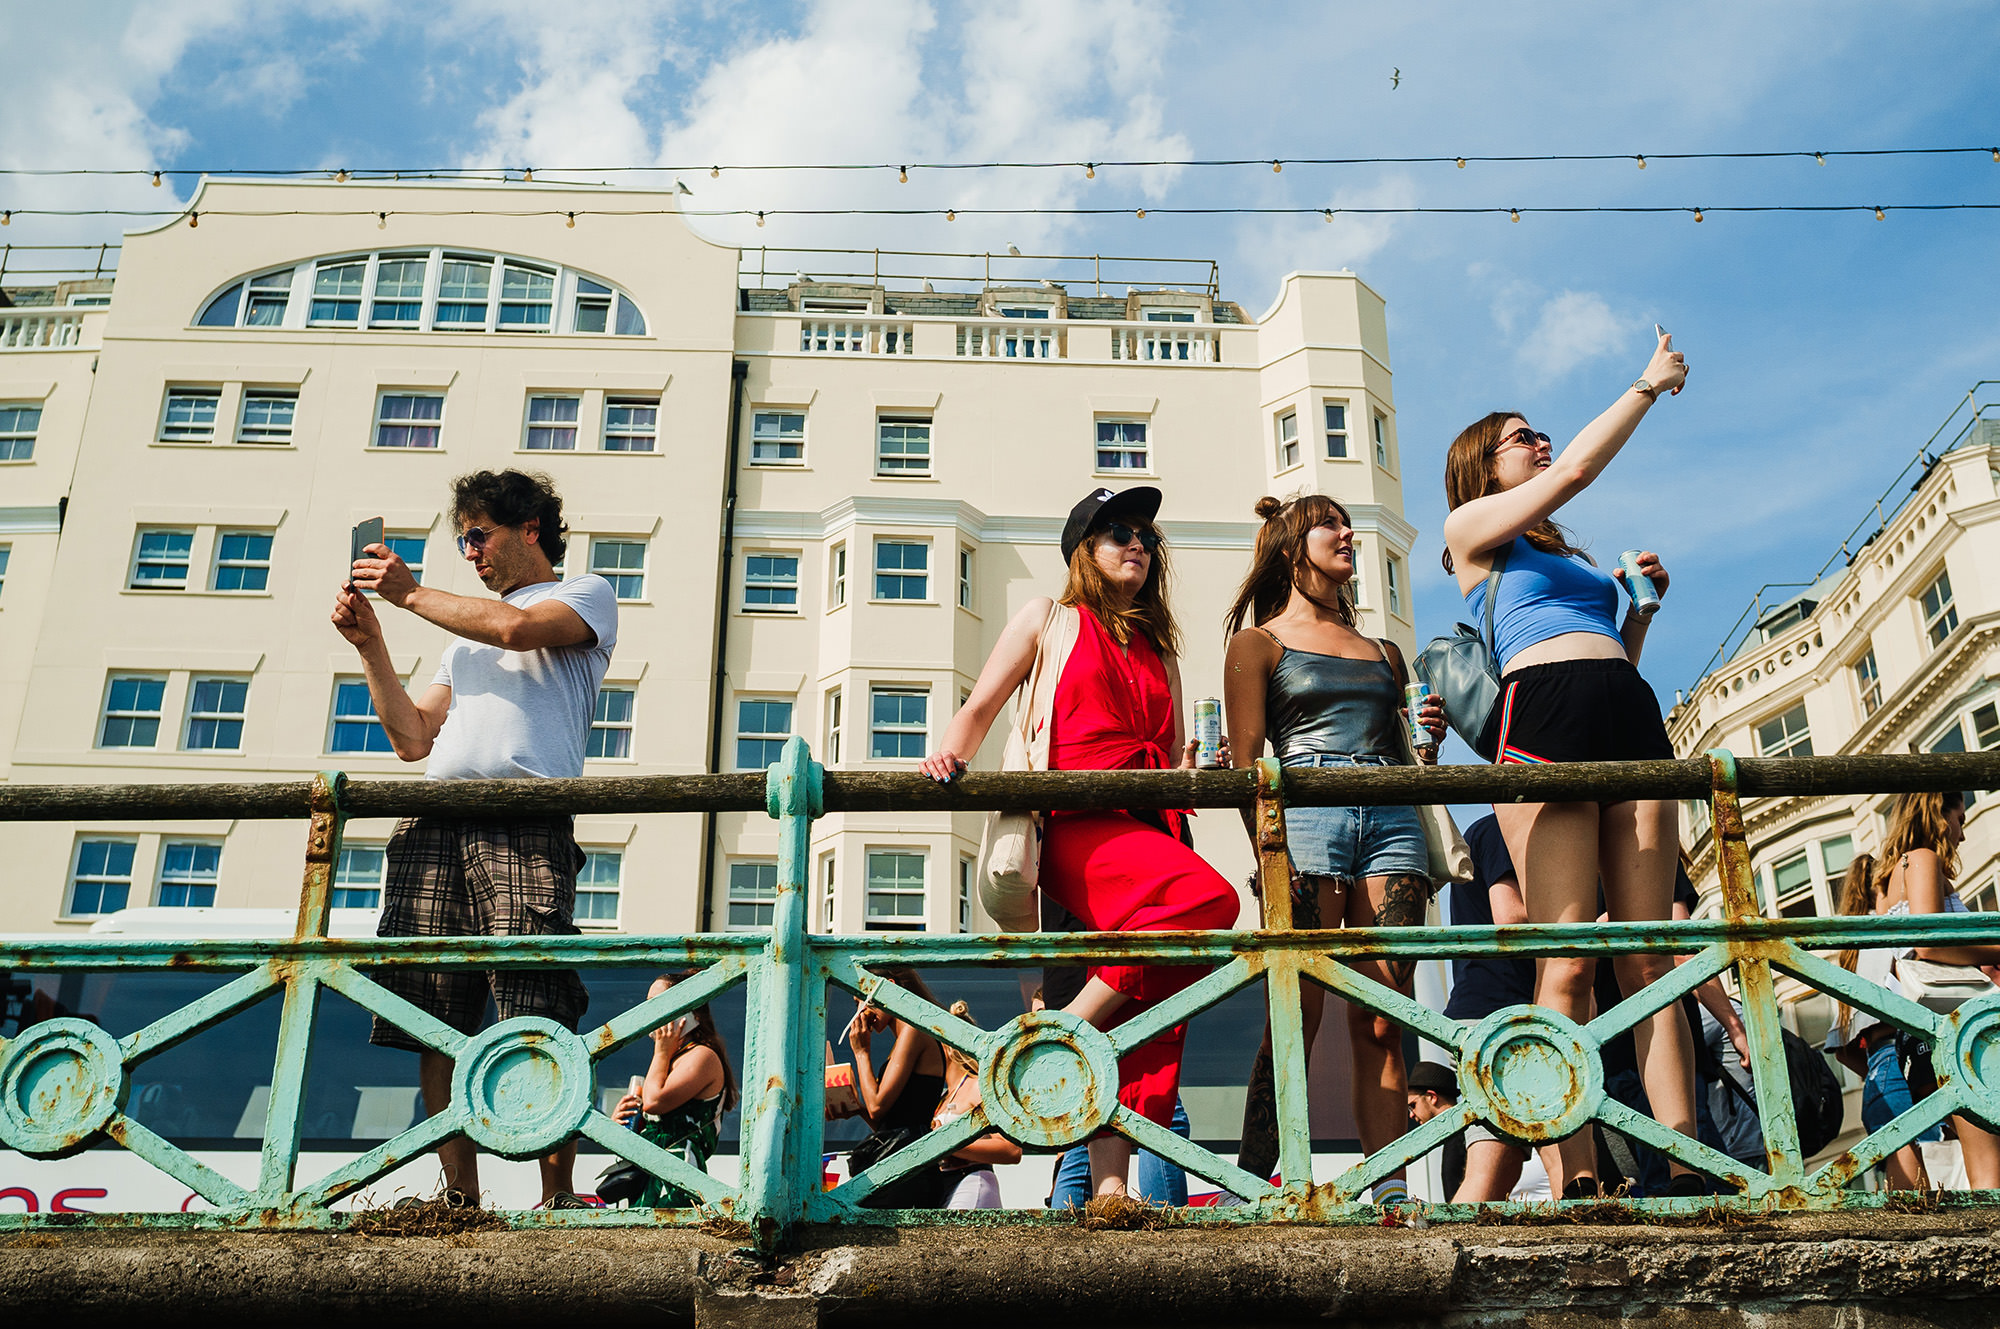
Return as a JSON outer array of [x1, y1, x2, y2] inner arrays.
[[1099, 521, 1160, 552], [455, 524, 502, 555], [1495, 427, 1551, 452]]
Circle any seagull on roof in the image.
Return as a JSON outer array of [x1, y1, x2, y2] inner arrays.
[[1008, 244, 1021, 256], [1391, 68, 1401, 89]]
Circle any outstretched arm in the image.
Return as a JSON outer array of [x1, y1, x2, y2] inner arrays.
[[331, 584, 452, 761], [921, 597, 1053, 781], [351, 544, 595, 651]]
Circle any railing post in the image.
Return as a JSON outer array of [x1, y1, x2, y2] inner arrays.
[[1254, 758, 1313, 1189], [1708, 748, 1806, 1193], [259, 770, 345, 1204], [742, 737, 820, 1252]]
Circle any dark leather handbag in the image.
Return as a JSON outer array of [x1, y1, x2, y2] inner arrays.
[[849, 1126, 951, 1209], [1416, 543, 1508, 752]]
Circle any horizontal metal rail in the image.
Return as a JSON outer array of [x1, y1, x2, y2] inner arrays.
[[5, 747, 2000, 1249]]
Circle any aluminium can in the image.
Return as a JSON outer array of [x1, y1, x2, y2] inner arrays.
[[1618, 549, 1661, 616], [1194, 697, 1224, 769], [1404, 682, 1435, 753]]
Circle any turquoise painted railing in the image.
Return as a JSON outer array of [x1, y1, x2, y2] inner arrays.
[[6, 744, 2000, 1249]]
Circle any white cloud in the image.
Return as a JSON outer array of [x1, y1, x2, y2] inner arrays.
[[1231, 176, 1417, 300], [1513, 290, 1630, 385]]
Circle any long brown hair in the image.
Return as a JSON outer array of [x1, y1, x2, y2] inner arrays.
[[1441, 410, 1587, 574], [1224, 493, 1356, 635], [660, 970, 740, 1112], [1832, 852, 1879, 1036], [1060, 519, 1181, 655], [1877, 791, 1964, 884]]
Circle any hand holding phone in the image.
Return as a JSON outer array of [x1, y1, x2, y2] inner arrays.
[[348, 517, 384, 591]]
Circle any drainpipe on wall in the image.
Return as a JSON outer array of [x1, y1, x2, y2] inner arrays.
[[699, 359, 750, 932]]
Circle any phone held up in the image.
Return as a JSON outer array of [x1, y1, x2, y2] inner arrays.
[[348, 517, 384, 592]]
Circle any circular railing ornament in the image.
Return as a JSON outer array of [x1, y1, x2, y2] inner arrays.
[[1935, 994, 2000, 1131], [448, 1017, 594, 1159], [0, 1018, 126, 1158], [978, 1010, 1121, 1150], [1456, 1007, 1604, 1145]]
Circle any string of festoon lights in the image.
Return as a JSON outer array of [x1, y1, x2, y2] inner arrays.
[[0, 203, 1994, 228], [0, 143, 1996, 181]]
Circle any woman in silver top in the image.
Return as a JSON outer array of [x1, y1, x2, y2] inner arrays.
[[1221, 493, 1446, 1201]]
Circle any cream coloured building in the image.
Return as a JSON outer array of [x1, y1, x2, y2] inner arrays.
[[0, 177, 1415, 938]]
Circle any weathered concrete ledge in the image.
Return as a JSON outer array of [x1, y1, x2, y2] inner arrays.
[[5, 1212, 1999, 1327]]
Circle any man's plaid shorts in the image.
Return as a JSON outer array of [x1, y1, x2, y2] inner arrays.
[[368, 816, 591, 1052]]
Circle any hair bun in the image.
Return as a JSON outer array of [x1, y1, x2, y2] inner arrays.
[[1253, 496, 1284, 520], [949, 999, 970, 1018]]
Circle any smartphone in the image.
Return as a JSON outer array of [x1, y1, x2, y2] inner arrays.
[[1655, 323, 1668, 340], [348, 517, 383, 590]]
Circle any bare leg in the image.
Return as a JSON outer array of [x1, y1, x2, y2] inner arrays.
[[1062, 978, 1138, 1194], [1495, 800, 1603, 1192], [1063, 976, 1132, 1029], [1344, 872, 1431, 1174], [1601, 798, 1698, 1180], [1953, 1117, 2000, 1189], [539, 1141, 578, 1203], [1234, 877, 1333, 1183], [1886, 1143, 1933, 1191], [421, 1049, 478, 1200], [1455, 1140, 1526, 1204]]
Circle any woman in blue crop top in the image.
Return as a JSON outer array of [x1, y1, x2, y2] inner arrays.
[[1440, 329, 1699, 1199], [1220, 492, 1448, 1203]]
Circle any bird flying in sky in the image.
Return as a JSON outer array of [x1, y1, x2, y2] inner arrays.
[[1391, 68, 1401, 89]]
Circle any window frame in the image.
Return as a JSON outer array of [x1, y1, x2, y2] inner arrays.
[[129, 527, 195, 590], [68, 837, 138, 918], [957, 546, 974, 611], [864, 848, 928, 932], [958, 855, 974, 932], [742, 550, 802, 614], [99, 673, 167, 750], [872, 538, 932, 602], [1853, 647, 1882, 717], [156, 839, 223, 909], [372, 390, 444, 450], [160, 387, 222, 443], [1323, 400, 1350, 460], [735, 696, 796, 771], [603, 395, 659, 452], [236, 388, 298, 445], [0, 401, 43, 461], [521, 393, 581, 451], [1920, 568, 1959, 649], [1385, 553, 1405, 619], [829, 543, 848, 609], [1093, 417, 1151, 474], [750, 410, 807, 467], [1754, 701, 1813, 760], [825, 687, 844, 765], [1767, 848, 1816, 918], [587, 686, 636, 761], [332, 843, 387, 910], [0, 543, 10, 601], [589, 537, 649, 602], [328, 678, 395, 755], [368, 253, 430, 329], [875, 414, 934, 477], [868, 685, 929, 761], [183, 675, 249, 751], [726, 859, 780, 931], [575, 849, 623, 929], [1276, 409, 1300, 471], [820, 852, 838, 932], [1373, 411, 1393, 469], [210, 530, 274, 593]]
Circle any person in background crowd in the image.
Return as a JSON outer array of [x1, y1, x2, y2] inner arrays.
[[1440, 331, 1701, 1199], [334, 467, 617, 1210], [612, 972, 737, 1207], [1827, 851, 1937, 1190], [1698, 996, 1767, 1173], [1221, 493, 1447, 1207], [934, 999, 1023, 1209], [1405, 1061, 1467, 1200], [922, 486, 1239, 1198], [848, 967, 951, 1209], [1877, 791, 2000, 1188], [1440, 814, 1534, 1202]]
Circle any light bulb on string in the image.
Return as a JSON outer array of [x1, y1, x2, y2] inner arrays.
[[1992, 148, 1999, 162], [1, 211, 10, 226], [1508, 208, 1519, 223], [1635, 155, 1646, 169], [1693, 208, 1704, 223], [188, 211, 198, 228], [521, 168, 533, 182], [1084, 163, 1096, 179], [566, 211, 576, 228], [898, 166, 908, 183], [151, 171, 162, 187], [377, 211, 387, 229], [1135, 208, 1146, 219], [335, 169, 349, 182], [1271, 161, 1282, 173], [711, 166, 720, 179], [755, 211, 766, 227], [1455, 158, 1466, 169], [945, 208, 956, 221], [1815, 152, 1825, 165], [1874, 206, 1886, 220], [1323, 209, 1334, 223]]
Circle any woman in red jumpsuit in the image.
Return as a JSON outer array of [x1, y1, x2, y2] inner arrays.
[[922, 486, 1241, 1197]]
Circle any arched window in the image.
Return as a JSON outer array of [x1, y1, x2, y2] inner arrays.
[[192, 250, 647, 336]]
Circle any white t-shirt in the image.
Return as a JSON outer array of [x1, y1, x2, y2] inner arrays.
[[425, 575, 619, 781]]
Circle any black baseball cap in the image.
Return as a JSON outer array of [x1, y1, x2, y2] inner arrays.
[[1406, 1061, 1459, 1099], [1060, 485, 1164, 563]]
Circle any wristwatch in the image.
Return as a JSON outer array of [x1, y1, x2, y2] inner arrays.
[[1631, 378, 1659, 401]]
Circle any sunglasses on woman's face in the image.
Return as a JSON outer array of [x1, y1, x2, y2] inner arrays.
[[1100, 521, 1160, 552], [1494, 427, 1551, 453]]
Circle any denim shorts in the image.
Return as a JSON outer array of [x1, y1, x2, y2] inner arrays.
[[1861, 1036, 1944, 1141], [1279, 752, 1432, 883]]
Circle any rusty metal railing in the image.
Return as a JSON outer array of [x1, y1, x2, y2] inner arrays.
[[5, 745, 2000, 1249]]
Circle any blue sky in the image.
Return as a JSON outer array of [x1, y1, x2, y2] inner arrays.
[[4, 0, 1998, 717]]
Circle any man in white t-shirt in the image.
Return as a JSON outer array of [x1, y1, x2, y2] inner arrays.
[[334, 468, 617, 1210]]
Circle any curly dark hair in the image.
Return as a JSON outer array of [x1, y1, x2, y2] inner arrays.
[[448, 469, 568, 562]]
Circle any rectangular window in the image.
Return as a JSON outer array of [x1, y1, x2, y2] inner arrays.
[[130, 528, 194, 589], [329, 680, 394, 753], [1324, 401, 1349, 459], [1386, 555, 1404, 618], [743, 553, 800, 612], [184, 677, 248, 750], [524, 394, 580, 450], [1921, 569, 1959, 648], [243, 270, 291, 326], [874, 540, 929, 600], [866, 851, 926, 931], [1770, 850, 1815, 918], [1973, 702, 2000, 751], [0, 544, 10, 600], [333, 845, 385, 910], [498, 262, 555, 328], [100, 675, 166, 748], [1374, 413, 1391, 468], [161, 388, 221, 442], [435, 257, 492, 327], [751, 411, 805, 465], [1755, 702, 1813, 759], [69, 839, 136, 916], [825, 688, 844, 764], [574, 277, 612, 334], [1095, 419, 1149, 471], [958, 856, 973, 932], [237, 390, 297, 444], [727, 861, 778, 930], [211, 531, 273, 592], [309, 260, 365, 325], [374, 392, 443, 449], [877, 416, 933, 476], [587, 687, 635, 759], [1854, 648, 1882, 716], [958, 547, 974, 609], [821, 854, 838, 932], [870, 687, 928, 759], [0, 403, 42, 461], [576, 851, 622, 925], [1820, 834, 1855, 879], [1144, 308, 1196, 323], [385, 535, 426, 584], [603, 397, 658, 452], [157, 841, 221, 908], [590, 539, 647, 600], [736, 698, 794, 770], [1276, 410, 1299, 470], [830, 544, 847, 608], [369, 255, 428, 327]]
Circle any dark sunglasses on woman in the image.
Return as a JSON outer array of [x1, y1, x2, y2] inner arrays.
[[1099, 521, 1160, 552], [1495, 427, 1552, 452]]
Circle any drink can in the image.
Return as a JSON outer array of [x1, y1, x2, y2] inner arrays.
[[1618, 549, 1660, 616], [1404, 682, 1434, 752], [1194, 697, 1224, 768], [625, 1075, 644, 1130]]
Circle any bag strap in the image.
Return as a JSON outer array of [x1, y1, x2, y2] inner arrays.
[[1015, 601, 1064, 749], [1482, 541, 1510, 656]]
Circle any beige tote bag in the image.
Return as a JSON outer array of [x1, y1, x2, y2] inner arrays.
[[976, 603, 1079, 932]]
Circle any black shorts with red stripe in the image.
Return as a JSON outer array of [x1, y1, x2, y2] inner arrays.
[[1476, 657, 1675, 768]]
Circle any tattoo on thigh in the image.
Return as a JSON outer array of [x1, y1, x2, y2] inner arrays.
[[1374, 873, 1430, 987], [1238, 1038, 1279, 1181], [1292, 877, 1328, 930]]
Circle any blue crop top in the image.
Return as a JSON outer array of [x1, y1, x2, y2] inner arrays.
[[1464, 536, 1623, 671]]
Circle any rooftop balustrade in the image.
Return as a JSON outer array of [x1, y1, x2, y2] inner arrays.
[[5, 747, 2000, 1251]]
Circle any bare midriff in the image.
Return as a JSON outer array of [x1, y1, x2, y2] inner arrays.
[[1503, 629, 1627, 673]]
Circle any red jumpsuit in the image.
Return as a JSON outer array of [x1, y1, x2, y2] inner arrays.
[[1038, 607, 1242, 1124]]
